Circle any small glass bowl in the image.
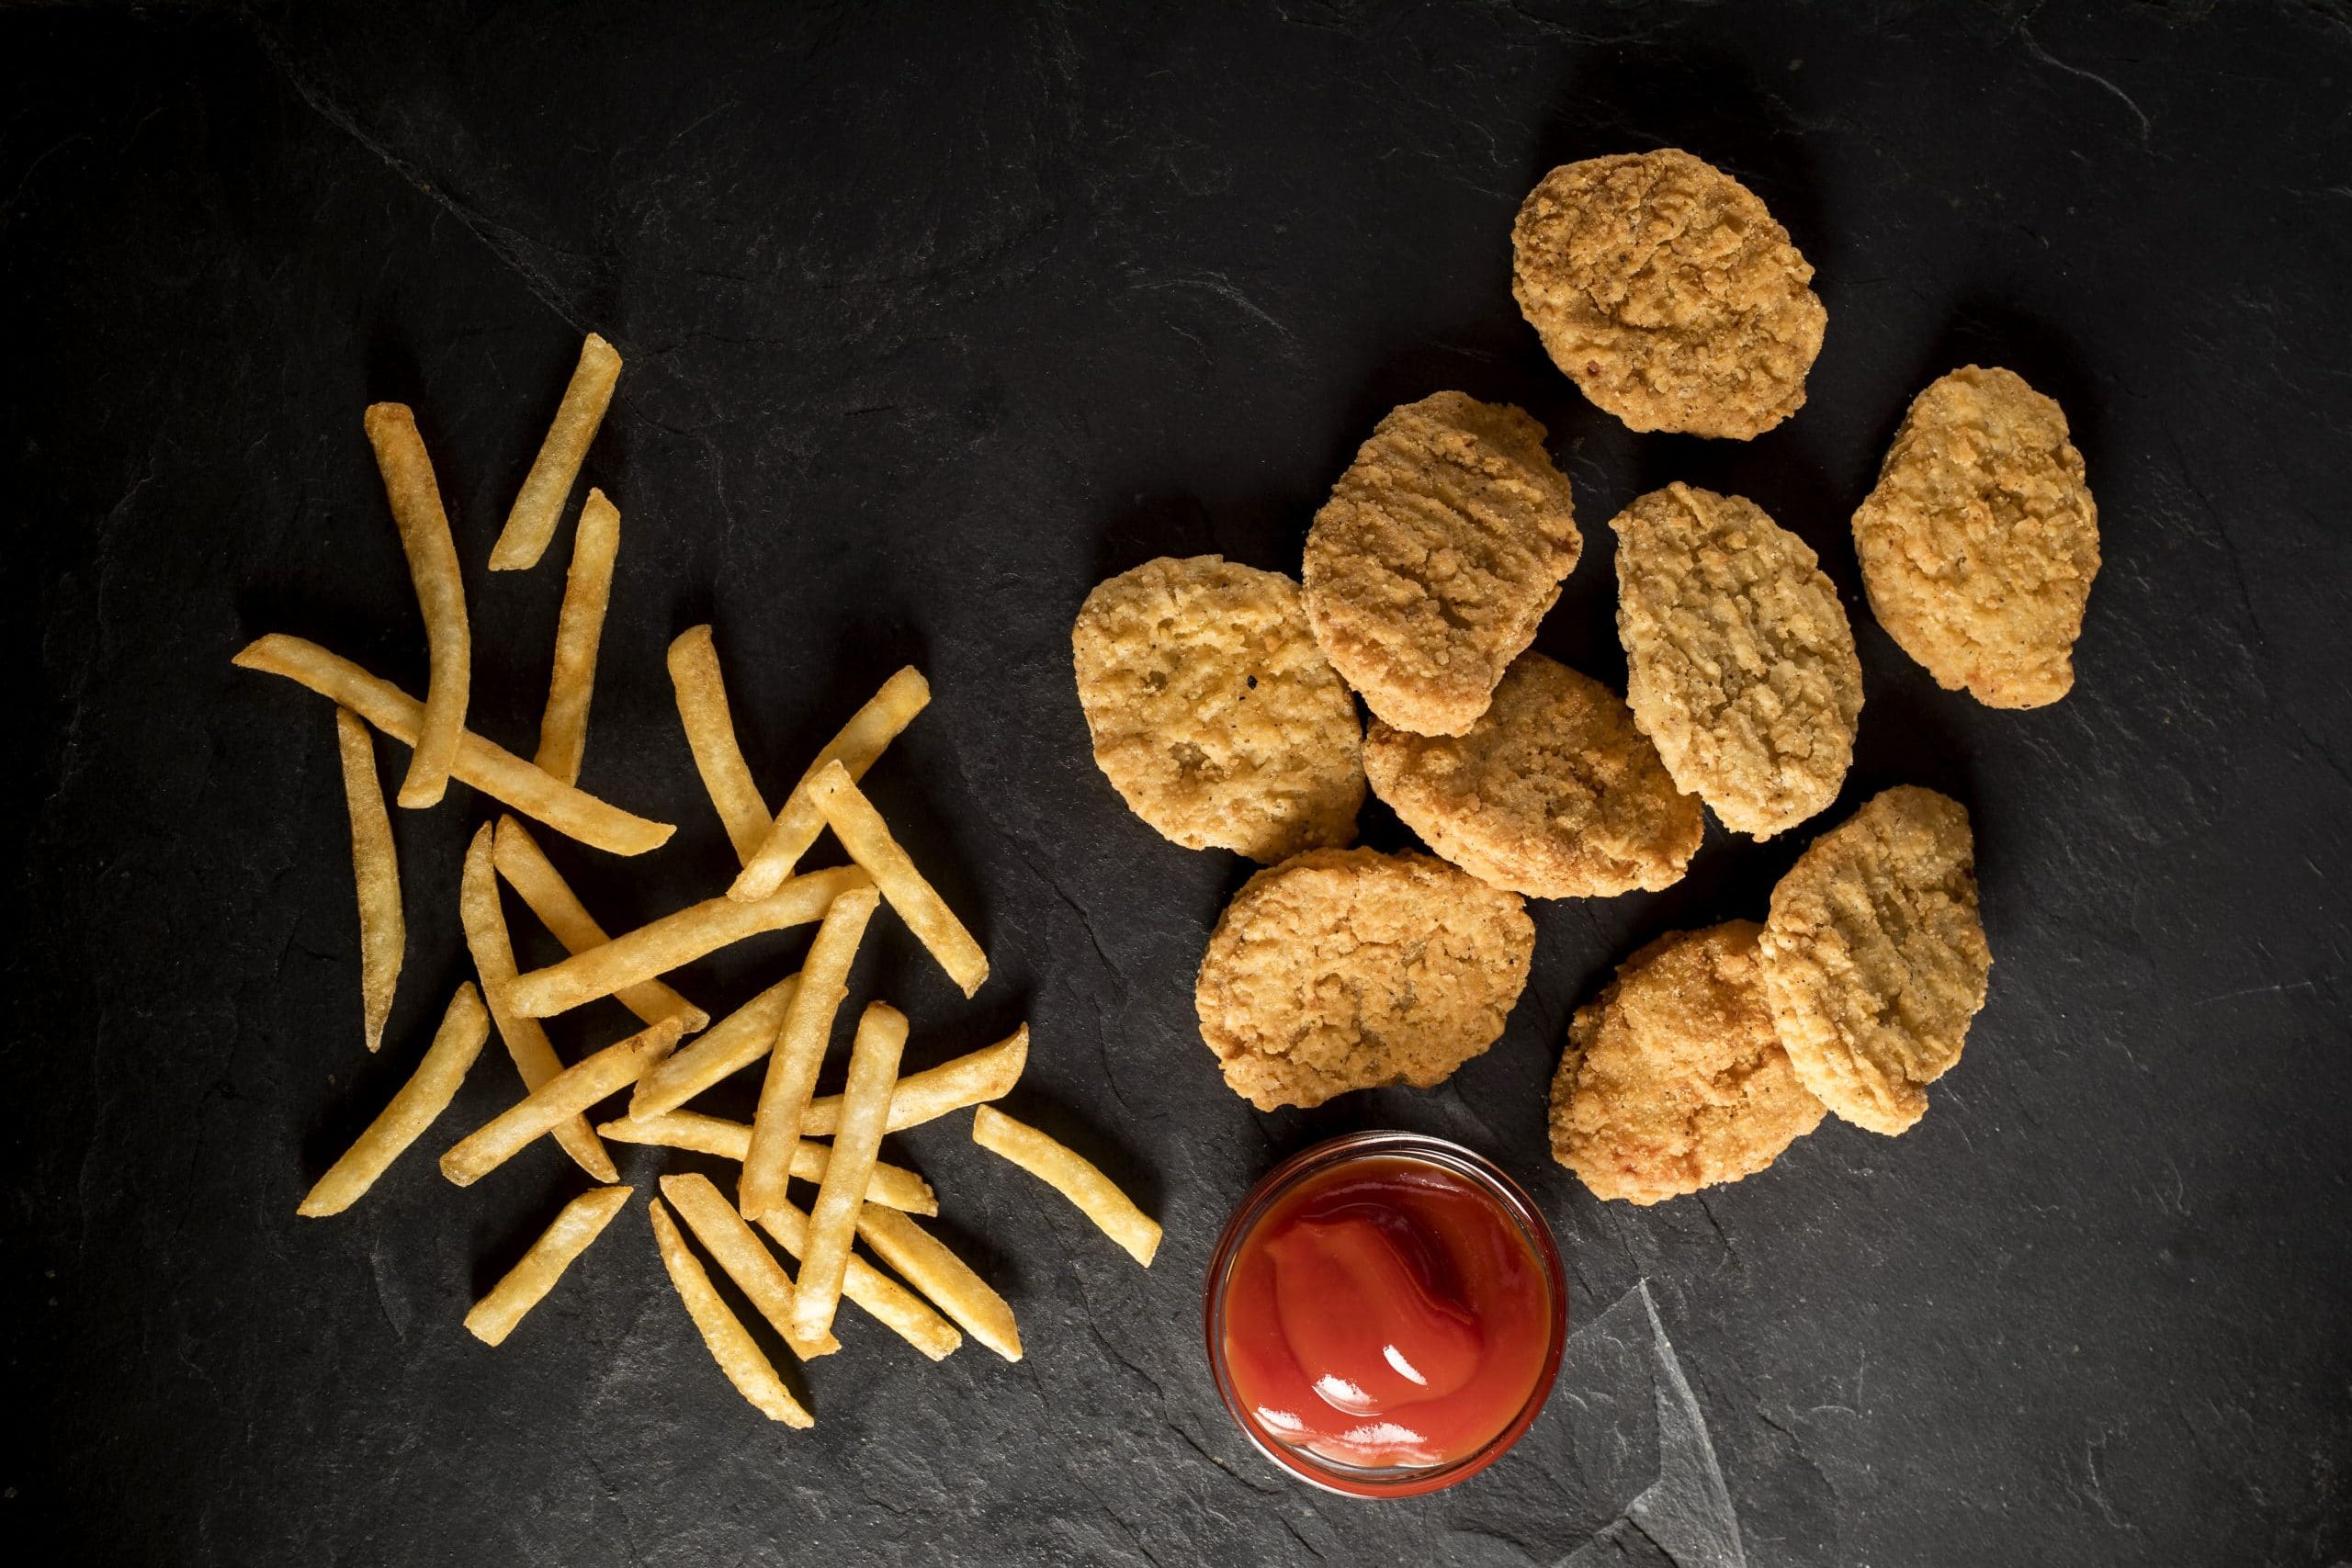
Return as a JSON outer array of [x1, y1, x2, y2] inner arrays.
[[1201, 1130, 1568, 1498]]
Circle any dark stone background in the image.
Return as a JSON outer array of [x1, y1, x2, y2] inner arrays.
[[5, 2, 2348, 1563]]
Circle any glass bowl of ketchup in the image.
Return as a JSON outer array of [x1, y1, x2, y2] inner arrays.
[[1203, 1130, 1567, 1497]]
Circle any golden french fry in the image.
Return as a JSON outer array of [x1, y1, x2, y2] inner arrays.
[[441, 1013, 686, 1188], [463, 1185, 633, 1347], [533, 488, 619, 785], [855, 1203, 1022, 1362], [459, 825, 615, 1182], [298, 984, 489, 1217], [597, 1113, 937, 1215], [973, 1106, 1160, 1267], [362, 403, 470, 807], [647, 1197, 812, 1427], [740, 887, 881, 1220], [492, 333, 623, 571], [506, 866, 868, 1018], [334, 706, 405, 1052], [491, 815, 705, 1032], [801, 1024, 1026, 1137], [804, 761, 988, 997], [788, 1002, 906, 1341], [729, 668, 932, 902], [628, 975, 798, 1120], [667, 626, 772, 863], [660, 1173, 839, 1359], [232, 636, 672, 855], [758, 1199, 961, 1362]]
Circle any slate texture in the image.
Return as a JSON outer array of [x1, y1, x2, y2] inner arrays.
[[4, 3, 2348, 1565]]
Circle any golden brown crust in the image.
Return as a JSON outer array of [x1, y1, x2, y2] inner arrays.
[[1511, 150, 1826, 440], [1612, 483, 1862, 840], [1852, 366, 2100, 708], [1549, 922, 1825, 1204], [1758, 786, 1992, 1136], [1072, 557, 1364, 862], [1193, 848, 1534, 1111], [1302, 391, 1581, 737], [1363, 653, 1702, 898]]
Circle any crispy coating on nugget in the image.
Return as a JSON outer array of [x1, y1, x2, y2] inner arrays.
[[1612, 483, 1862, 840], [1364, 653, 1702, 898], [1303, 391, 1581, 737], [1550, 922, 1825, 1205], [1073, 557, 1364, 862], [1759, 786, 1992, 1136], [1512, 150, 1826, 440], [1853, 366, 2100, 708], [1194, 848, 1534, 1111]]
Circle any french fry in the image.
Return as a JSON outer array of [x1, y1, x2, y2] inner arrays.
[[729, 667, 932, 902], [363, 403, 470, 807], [492, 333, 623, 571], [506, 866, 868, 1018], [740, 887, 880, 1221], [334, 706, 404, 1052], [232, 636, 672, 855], [597, 1113, 938, 1215], [459, 826, 615, 1181], [491, 815, 705, 1032], [660, 1174, 839, 1359], [441, 1013, 687, 1188], [463, 1186, 633, 1347], [628, 975, 798, 1120], [801, 1024, 1026, 1137], [972, 1106, 1160, 1267], [804, 761, 988, 997], [297, 984, 489, 1217], [758, 1198, 961, 1362], [855, 1203, 1023, 1362], [667, 626, 772, 863], [647, 1197, 812, 1427], [789, 1002, 907, 1341], [532, 488, 619, 785]]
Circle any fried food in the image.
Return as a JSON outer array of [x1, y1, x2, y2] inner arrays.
[[659, 1173, 839, 1359], [1071, 556, 1363, 861], [854, 1203, 1023, 1362], [362, 403, 470, 807], [1758, 786, 1992, 1135], [463, 1186, 633, 1346], [791, 1002, 908, 1341], [1363, 653, 1702, 898], [756, 1198, 963, 1362], [740, 888, 880, 1221], [490, 815, 706, 1033], [667, 625, 771, 863], [492, 332, 623, 571], [1611, 483, 1861, 839], [1852, 366, 2100, 708], [533, 487, 619, 784], [798, 1024, 1027, 1136], [334, 707, 404, 1052], [729, 667, 931, 902], [1511, 150, 1826, 440], [1194, 848, 1534, 1111], [1549, 922, 1824, 1205], [1302, 391, 1581, 737], [298, 984, 489, 1217], [647, 1196, 813, 1427], [804, 762, 989, 998], [971, 1106, 1160, 1266], [597, 1111, 938, 1214], [440, 1013, 688, 1188], [628, 974, 798, 1120]]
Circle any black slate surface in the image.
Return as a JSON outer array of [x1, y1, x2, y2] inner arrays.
[[6, 3, 2349, 1564]]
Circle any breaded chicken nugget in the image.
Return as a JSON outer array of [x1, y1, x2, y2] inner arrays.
[[1194, 848, 1534, 1111], [1303, 391, 1581, 737], [1364, 652, 1702, 898], [1550, 921, 1825, 1205], [1073, 556, 1364, 862], [1612, 483, 1862, 839], [1759, 786, 1992, 1136], [1852, 366, 2100, 708], [1512, 150, 1826, 440]]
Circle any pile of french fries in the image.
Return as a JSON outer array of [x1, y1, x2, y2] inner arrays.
[[249, 334, 1159, 1426]]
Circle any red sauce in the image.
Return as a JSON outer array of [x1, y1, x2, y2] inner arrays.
[[1218, 1156, 1555, 1471]]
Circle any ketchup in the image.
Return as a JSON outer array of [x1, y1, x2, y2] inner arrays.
[[1217, 1156, 1555, 1471]]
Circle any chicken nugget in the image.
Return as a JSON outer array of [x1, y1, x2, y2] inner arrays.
[[1758, 786, 1992, 1135], [1852, 366, 2100, 708], [1194, 848, 1534, 1111], [1550, 922, 1825, 1205], [1612, 483, 1861, 839], [1512, 149, 1826, 440], [1364, 652, 1702, 898], [1302, 391, 1581, 737]]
